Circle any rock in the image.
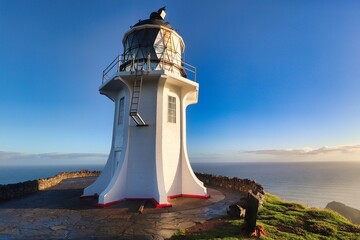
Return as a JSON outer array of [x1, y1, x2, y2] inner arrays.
[[326, 201, 360, 224], [249, 225, 266, 238], [245, 191, 260, 233], [227, 204, 246, 218], [238, 197, 248, 209], [50, 225, 67, 231]]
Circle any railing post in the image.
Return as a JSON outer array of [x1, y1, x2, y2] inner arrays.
[[131, 54, 135, 72], [147, 54, 151, 72], [117, 55, 121, 72]]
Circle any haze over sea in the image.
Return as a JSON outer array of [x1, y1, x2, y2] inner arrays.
[[192, 162, 360, 210], [0, 161, 359, 211]]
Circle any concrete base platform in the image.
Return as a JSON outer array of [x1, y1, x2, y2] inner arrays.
[[0, 177, 243, 239]]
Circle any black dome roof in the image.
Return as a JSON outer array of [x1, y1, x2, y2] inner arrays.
[[133, 7, 173, 29], [133, 18, 172, 28]]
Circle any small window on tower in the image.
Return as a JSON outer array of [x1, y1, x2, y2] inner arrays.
[[168, 96, 176, 123], [118, 97, 125, 125]]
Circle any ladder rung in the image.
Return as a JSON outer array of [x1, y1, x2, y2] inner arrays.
[[129, 74, 148, 126]]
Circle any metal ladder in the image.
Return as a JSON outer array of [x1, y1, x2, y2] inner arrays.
[[129, 73, 148, 126]]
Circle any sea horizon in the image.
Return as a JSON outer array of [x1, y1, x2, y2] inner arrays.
[[192, 161, 360, 210], [0, 164, 104, 185], [0, 161, 359, 211]]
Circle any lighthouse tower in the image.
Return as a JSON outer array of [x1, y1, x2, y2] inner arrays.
[[83, 8, 208, 207]]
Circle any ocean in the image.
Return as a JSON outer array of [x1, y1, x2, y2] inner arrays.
[[0, 165, 103, 185], [0, 162, 359, 210], [192, 162, 360, 210]]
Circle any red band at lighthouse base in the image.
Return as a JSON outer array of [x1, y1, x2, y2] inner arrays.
[[93, 198, 173, 208], [88, 194, 211, 208]]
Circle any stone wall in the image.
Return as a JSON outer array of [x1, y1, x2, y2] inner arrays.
[[0, 180, 39, 201], [0, 170, 100, 202], [1, 170, 264, 202], [195, 172, 265, 195], [37, 170, 100, 190]]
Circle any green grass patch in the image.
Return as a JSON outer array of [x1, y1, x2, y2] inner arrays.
[[167, 192, 360, 239]]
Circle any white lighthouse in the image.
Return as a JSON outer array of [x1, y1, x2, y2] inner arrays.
[[83, 8, 208, 207]]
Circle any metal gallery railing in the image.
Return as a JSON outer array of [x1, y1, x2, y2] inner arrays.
[[102, 54, 196, 84]]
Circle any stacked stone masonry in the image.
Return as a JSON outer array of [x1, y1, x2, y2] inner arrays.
[[195, 173, 265, 195], [0, 170, 100, 201], [0, 171, 264, 202]]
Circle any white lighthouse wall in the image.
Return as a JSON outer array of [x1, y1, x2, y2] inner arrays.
[[124, 79, 163, 199], [181, 90, 207, 195], [161, 83, 182, 196], [98, 147, 129, 204], [83, 154, 112, 196], [83, 92, 119, 196], [160, 77, 207, 198], [98, 87, 131, 204], [88, 72, 207, 205], [84, 83, 130, 200]]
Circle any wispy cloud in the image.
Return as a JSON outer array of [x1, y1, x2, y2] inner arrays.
[[243, 144, 360, 156], [0, 151, 107, 166]]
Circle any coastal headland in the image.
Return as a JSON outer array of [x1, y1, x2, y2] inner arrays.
[[326, 201, 360, 225]]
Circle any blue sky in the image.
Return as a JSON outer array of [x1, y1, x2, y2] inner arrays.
[[1, 0, 360, 165]]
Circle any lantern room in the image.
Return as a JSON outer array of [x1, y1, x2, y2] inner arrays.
[[120, 7, 186, 77]]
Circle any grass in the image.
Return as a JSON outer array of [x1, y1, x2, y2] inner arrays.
[[168, 193, 360, 240]]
